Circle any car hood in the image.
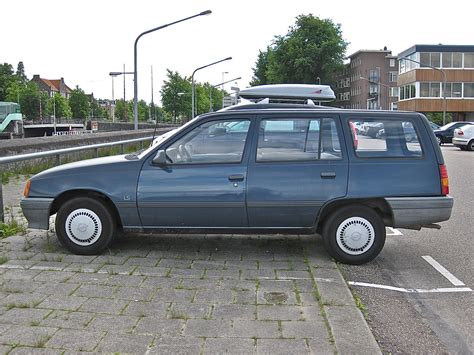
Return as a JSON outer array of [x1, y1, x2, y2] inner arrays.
[[31, 154, 138, 181]]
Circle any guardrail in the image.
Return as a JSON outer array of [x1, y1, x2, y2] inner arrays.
[[0, 135, 154, 223]]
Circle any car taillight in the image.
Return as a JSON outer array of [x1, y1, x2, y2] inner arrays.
[[23, 180, 31, 198], [439, 164, 449, 195], [457, 130, 464, 136]]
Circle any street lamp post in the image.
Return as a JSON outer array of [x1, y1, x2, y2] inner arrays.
[[110, 70, 133, 122], [133, 10, 212, 130], [400, 56, 447, 125], [191, 57, 232, 118], [209, 77, 241, 112]]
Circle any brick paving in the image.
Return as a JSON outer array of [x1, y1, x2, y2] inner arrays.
[[0, 178, 380, 354]]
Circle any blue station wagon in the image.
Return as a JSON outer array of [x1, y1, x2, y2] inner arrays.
[[21, 85, 454, 264]]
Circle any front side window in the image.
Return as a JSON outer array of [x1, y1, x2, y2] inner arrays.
[[256, 118, 342, 162], [350, 119, 422, 158], [165, 119, 250, 164]]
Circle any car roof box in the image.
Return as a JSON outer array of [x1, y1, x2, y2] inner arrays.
[[239, 84, 335, 101]]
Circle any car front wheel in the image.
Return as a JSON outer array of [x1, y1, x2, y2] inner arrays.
[[55, 197, 116, 255], [436, 136, 442, 145], [322, 205, 386, 265], [468, 140, 474, 151]]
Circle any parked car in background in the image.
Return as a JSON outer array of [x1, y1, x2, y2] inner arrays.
[[428, 121, 440, 130], [433, 122, 474, 145], [452, 124, 474, 151]]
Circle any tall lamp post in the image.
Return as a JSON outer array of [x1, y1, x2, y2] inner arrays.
[[133, 10, 212, 130], [191, 57, 232, 118], [110, 70, 133, 122], [400, 56, 447, 125], [209, 77, 241, 111]]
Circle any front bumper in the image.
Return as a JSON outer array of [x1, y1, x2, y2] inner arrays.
[[20, 198, 54, 230], [385, 196, 454, 229]]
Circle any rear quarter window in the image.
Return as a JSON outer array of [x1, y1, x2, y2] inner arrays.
[[349, 118, 423, 158]]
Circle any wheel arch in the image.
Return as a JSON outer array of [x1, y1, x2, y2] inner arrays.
[[51, 189, 123, 228], [316, 198, 393, 234]]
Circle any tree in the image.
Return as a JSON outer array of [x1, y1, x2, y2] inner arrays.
[[69, 87, 90, 119], [0, 63, 15, 101], [16, 61, 28, 85], [50, 92, 72, 119], [137, 100, 149, 121], [115, 99, 133, 121], [18, 82, 41, 119], [160, 69, 192, 122], [251, 14, 347, 85], [250, 49, 270, 86], [90, 99, 107, 119]]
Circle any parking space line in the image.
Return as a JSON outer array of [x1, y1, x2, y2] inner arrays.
[[348, 281, 472, 294], [386, 227, 403, 236], [422, 255, 465, 286]]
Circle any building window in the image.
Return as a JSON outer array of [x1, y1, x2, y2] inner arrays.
[[390, 59, 396, 67], [453, 53, 462, 68], [391, 102, 398, 111], [431, 53, 441, 67], [389, 72, 398, 82], [399, 84, 416, 99], [369, 85, 378, 94], [390, 87, 399, 97], [443, 83, 463, 97], [464, 83, 474, 97], [369, 70, 379, 82], [464, 53, 474, 68], [430, 83, 440, 97]]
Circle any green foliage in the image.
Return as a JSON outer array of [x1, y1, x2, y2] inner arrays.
[[0, 220, 26, 239], [424, 112, 452, 126], [69, 87, 90, 119], [0, 62, 15, 101], [114, 99, 132, 121], [137, 99, 150, 121], [50, 92, 72, 119], [161, 69, 192, 122], [16, 62, 28, 85], [251, 14, 347, 85], [19, 82, 41, 119], [90, 99, 108, 119]]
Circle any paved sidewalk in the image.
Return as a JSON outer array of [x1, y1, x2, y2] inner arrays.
[[0, 178, 380, 354]]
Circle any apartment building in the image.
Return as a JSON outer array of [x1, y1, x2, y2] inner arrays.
[[397, 44, 474, 121], [334, 48, 399, 110]]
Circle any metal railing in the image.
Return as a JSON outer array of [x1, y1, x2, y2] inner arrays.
[[0, 135, 154, 223]]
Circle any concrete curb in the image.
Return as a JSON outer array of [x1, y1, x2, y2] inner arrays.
[[309, 259, 381, 354]]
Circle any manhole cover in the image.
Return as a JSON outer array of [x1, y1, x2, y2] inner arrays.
[[264, 292, 288, 304]]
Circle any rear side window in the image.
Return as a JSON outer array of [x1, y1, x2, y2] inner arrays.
[[350, 119, 423, 158], [257, 118, 342, 162]]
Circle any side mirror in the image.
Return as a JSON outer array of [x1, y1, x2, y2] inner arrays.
[[152, 150, 167, 165]]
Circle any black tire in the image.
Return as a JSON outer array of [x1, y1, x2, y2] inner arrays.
[[321, 205, 386, 265], [55, 197, 116, 255], [468, 140, 474, 151], [436, 136, 442, 145]]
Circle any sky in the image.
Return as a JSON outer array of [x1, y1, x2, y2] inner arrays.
[[2, 0, 473, 105]]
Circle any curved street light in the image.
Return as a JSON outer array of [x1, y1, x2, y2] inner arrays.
[[191, 57, 232, 118], [133, 10, 212, 130]]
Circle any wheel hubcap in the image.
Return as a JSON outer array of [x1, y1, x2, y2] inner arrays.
[[336, 217, 375, 255], [65, 208, 102, 246]]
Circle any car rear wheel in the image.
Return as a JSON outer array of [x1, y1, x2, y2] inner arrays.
[[468, 140, 474, 151], [55, 197, 116, 255], [322, 205, 386, 265]]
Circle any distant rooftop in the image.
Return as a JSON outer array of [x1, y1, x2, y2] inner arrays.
[[398, 44, 474, 58], [348, 49, 392, 59]]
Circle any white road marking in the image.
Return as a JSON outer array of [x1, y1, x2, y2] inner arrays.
[[422, 255, 465, 286], [348, 281, 472, 294], [386, 227, 403, 236]]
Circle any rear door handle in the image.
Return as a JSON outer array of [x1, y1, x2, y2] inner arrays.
[[228, 174, 245, 182], [320, 172, 336, 179]]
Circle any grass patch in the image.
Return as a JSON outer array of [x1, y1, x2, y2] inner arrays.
[[0, 256, 8, 265], [0, 219, 26, 239]]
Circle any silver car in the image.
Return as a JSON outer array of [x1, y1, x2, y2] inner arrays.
[[453, 124, 474, 151]]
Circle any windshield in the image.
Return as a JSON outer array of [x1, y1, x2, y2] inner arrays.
[[438, 122, 457, 130]]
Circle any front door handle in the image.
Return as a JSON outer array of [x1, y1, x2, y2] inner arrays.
[[228, 174, 245, 182], [320, 172, 336, 179]]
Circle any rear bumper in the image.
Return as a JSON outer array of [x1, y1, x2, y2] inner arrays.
[[20, 198, 54, 230], [385, 196, 454, 229], [452, 138, 468, 146]]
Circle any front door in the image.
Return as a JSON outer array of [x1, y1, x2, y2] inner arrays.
[[137, 117, 253, 228], [246, 114, 349, 228]]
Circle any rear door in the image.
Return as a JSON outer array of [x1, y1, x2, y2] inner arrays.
[[246, 113, 349, 228]]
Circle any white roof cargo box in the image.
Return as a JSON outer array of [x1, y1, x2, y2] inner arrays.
[[239, 84, 335, 101]]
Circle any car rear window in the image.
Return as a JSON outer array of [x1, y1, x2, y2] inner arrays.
[[350, 119, 423, 158]]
